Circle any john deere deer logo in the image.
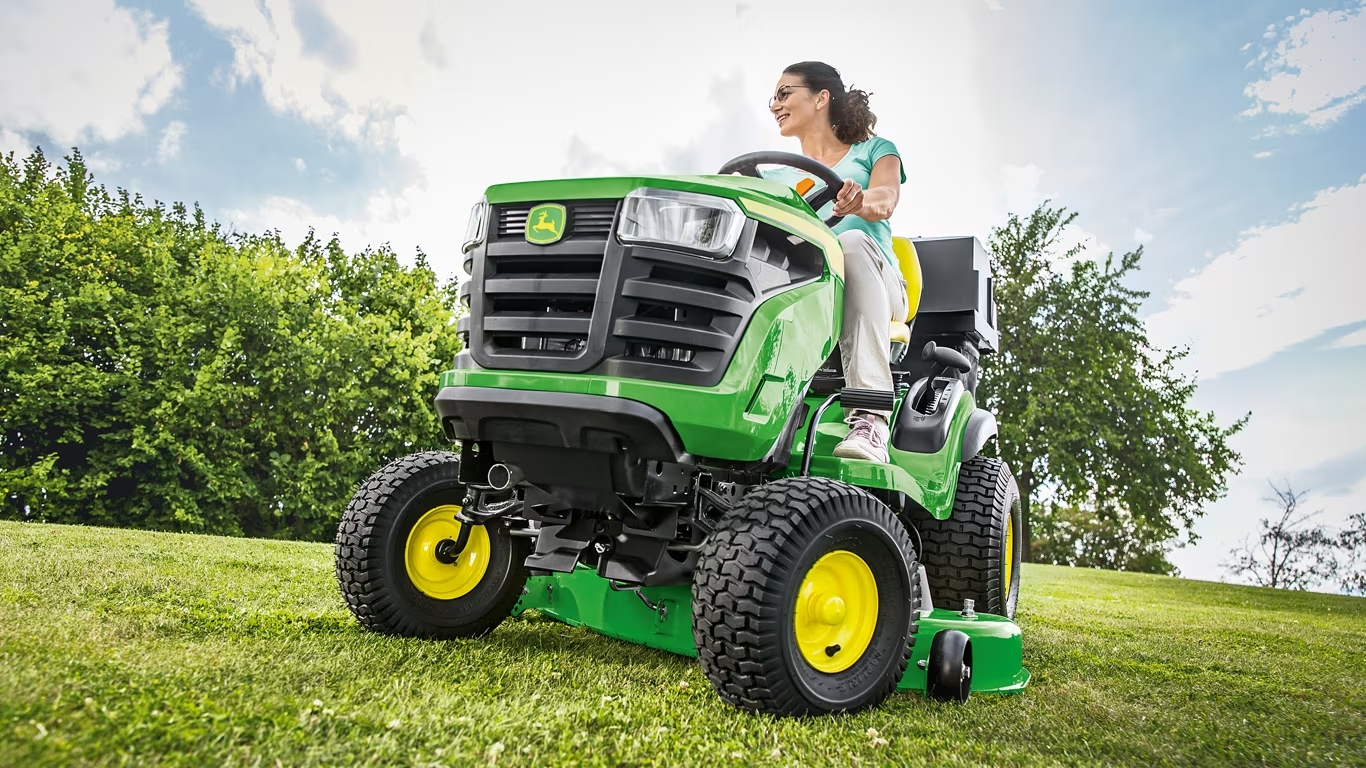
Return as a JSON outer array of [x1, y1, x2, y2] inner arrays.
[[525, 203, 566, 245]]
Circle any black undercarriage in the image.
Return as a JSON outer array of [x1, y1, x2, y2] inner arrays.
[[440, 386, 761, 587]]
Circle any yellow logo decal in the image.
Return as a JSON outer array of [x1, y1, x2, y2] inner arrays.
[[526, 203, 566, 245]]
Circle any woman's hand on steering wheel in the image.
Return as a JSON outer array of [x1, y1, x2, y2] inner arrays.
[[715, 150, 850, 229], [832, 179, 864, 218]]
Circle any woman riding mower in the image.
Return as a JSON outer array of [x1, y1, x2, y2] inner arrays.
[[761, 60, 909, 464]]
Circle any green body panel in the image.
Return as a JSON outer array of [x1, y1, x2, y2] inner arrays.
[[783, 389, 975, 521], [442, 278, 841, 465], [512, 568, 1029, 696], [513, 567, 696, 657], [897, 610, 1030, 694]]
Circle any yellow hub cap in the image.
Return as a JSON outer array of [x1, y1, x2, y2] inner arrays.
[[404, 504, 491, 600], [794, 550, 879, 674], [1004, 515, 1015, 595]]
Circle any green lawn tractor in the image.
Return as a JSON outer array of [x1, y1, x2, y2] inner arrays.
[[334, 151, 1030, 716]]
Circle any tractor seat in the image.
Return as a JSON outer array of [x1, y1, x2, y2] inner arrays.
[[889, 236, 923, 363]]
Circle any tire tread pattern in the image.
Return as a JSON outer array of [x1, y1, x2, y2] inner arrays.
[[909, 456, 1016, 617], [692, 476, 920, 716], [334, 450, 524, 638]]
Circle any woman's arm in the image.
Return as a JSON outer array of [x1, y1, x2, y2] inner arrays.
[[832, 155, 903, 221]]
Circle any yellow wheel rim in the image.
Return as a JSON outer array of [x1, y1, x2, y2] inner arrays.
[[404, 504, 491, 600], [794, 550, 879, 674], [1004, 514, 1015, 596]]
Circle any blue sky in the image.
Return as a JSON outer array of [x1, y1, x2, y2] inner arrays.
[[2, 0, 1363, 585]]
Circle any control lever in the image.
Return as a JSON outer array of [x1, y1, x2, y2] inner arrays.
[[914, 342, 972, 414], [921, 341, 972, 374]]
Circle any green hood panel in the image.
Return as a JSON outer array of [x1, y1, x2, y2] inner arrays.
[[485, 174, 810, 212]]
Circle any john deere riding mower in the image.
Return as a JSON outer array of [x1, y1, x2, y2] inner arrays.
[[333, 152, 1029, 716]]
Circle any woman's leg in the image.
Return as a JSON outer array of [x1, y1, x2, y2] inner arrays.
[[833, 230, 908, 462]]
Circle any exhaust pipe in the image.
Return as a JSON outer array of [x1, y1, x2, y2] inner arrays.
[[487, 463, 524, 492]]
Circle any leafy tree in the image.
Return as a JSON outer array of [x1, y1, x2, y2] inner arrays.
[[1030, 502, 1182, 575], [0, 147, 462, 540], [977, 201, 1248, 573], [1222, 482, 1339, 590], [1336, 511, 1366, 596]]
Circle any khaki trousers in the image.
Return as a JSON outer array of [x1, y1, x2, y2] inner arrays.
[[837, 230, 909, 420]]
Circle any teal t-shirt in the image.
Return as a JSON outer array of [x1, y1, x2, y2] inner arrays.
[[759, 137, 907, 268]]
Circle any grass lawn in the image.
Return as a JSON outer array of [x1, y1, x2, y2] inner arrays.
[[1, 519, 1364, 767]]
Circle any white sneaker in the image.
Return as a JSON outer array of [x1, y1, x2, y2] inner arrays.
[[832, 414, 890, 463]]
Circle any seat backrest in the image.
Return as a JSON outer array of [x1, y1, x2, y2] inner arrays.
[[891, 236, 923, 323]]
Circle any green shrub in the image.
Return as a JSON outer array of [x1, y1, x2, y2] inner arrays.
[[0, 147, 463, 540]]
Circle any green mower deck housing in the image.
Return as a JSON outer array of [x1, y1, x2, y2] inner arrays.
[[335, 154, 1030, 715]]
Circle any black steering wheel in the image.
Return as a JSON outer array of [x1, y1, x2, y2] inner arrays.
[[717, 151, 847, 228]]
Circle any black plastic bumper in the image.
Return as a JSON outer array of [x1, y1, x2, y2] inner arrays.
[[435, 386, 688, 465]]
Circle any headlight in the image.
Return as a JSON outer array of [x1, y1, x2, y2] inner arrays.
[[462, 198, 488, 253], [617, 188, 745, 257]]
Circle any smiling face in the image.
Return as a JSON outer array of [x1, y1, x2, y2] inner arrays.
[[769, 72, 828, 138]]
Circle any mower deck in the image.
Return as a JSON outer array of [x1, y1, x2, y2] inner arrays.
[[511, 566, 1029, 696]]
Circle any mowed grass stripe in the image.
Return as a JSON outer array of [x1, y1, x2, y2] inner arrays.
[[1, 520, 1363, 767]]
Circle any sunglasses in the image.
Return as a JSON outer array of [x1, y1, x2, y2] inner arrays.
[[768, 85, 812, 108]]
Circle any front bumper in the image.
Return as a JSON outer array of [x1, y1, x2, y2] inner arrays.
[[435, 386, 687, 497]]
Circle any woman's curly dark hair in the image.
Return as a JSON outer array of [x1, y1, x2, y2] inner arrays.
[[784, 61, 877, 145]]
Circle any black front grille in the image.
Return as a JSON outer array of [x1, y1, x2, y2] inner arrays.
[[496, 201, 618, 239], [464, 200, 618, 361], [461, 204, 817, 386]]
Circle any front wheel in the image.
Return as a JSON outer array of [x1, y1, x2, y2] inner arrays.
[[692, 477, 921, 716], [334, 450, 529, 638]]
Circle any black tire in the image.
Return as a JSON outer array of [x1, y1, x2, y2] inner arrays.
[[926, 629, 972, 702], [692, 476, 921, 716], [334, 450, 529, 638], [910, 455, 1022, 619]]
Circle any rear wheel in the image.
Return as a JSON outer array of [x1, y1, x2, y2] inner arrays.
[[910, 456, 1022, 618], [692, 477, 921, 716], [334, 451, 529, 638]]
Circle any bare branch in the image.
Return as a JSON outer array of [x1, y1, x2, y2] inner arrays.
[[1223, 481, 1340, 590]]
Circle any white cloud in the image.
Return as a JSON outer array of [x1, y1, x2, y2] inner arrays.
[[1133, 227, 1153, 244], [293, 157, 307, 172], [998, 163, 1045, 218], [224, 195, 368, 251], [1146, 174, 1366, 379], [1243, 1, 1366, 127], [85, 153, 122, 173], [0, 0, 181, 144], [187, 0, 446, 146], [984, 0, 1004, 10], [209, 0, 1026, 282], [990, 162, 1112, 264], [1331, 327, 1366, 349], [157, 121, 187, 163], [0, 128, 30, 158], [1253, 150, 1274, 159]]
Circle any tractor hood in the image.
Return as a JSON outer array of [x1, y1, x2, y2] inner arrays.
[[484, 173, 809, 210], [476, 173, 844, 285]]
